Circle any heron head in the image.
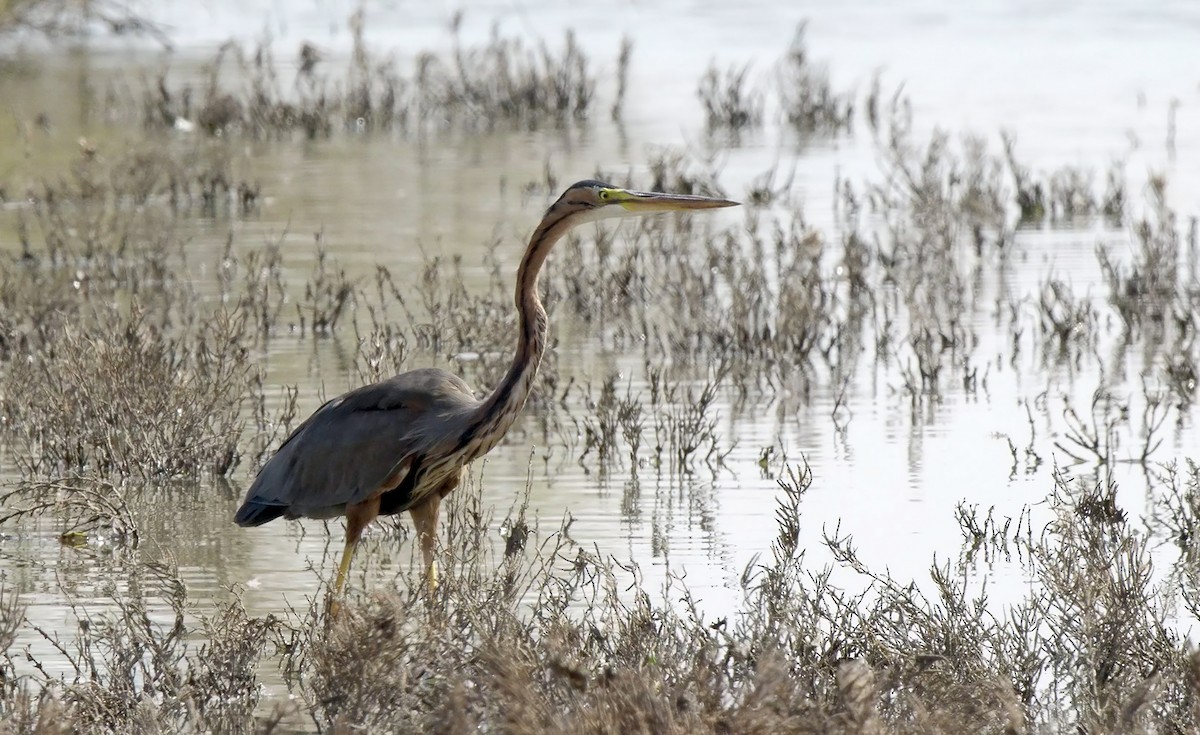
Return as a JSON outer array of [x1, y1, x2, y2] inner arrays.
[[554, 180, 739, 223]]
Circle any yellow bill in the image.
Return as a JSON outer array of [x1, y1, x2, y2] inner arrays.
[[601, 187, 740, 212]]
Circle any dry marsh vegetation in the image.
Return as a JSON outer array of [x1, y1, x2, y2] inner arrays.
[[0, 0, 169, 44], [122, 11, 609, 140], [698, 23, 853, 138], [1, 17, 1200, 735], [0, 467, 1199, 732]]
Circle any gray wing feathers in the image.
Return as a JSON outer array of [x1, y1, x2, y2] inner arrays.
[[241, 369, 477, 519]]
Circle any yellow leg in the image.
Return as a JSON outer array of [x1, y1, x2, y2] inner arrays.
[[328, 497, 379, 613], [409, 495, 442, 589], [332, 536, 358, 597]]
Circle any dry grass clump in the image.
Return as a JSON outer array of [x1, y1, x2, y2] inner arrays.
[[1098, 191, 1180, 332], [419, 17, 595, 130], [0, 145, 279, 480], [0, 475, 138, 546], [131, 12, 602, 140], [1002, 134, 1127, 223], [1033, 475, 1181, 730], [0, 0, 168, 43], [2, 465, 1197, 733], [778, 23, 853, 136], [698, 63, 764, 132], [1151, 460, 1200, 561], [0, 144, 290, 482], [569, 361, 730, 477], [288, 469, 1168, 734], [2, 306, 254, 478], [9, 139, 256, 278], [0, 558, 274, 735], [1036, 279, 1098, 358], [697, 23, 852, 137]]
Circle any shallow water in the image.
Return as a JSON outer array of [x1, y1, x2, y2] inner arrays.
[[1, 0, 1199, 689]]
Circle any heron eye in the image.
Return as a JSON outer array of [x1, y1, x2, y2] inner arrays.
[[598, 190, 610, 201]]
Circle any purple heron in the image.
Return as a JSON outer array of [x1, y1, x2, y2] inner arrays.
[[234, 180, 738, 597]]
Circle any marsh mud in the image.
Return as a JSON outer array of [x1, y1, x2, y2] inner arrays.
[[1, 2, 1199, 732]]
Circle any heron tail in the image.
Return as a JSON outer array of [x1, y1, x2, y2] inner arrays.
[[234, 500, 286, 527]]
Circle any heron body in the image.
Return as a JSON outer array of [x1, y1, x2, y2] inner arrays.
[[234, 180, 738, 599]]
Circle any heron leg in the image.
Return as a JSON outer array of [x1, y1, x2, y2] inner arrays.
[[409, 494, 442, 588], [332, 538, 356, 600], [333, 496, 380, 598]]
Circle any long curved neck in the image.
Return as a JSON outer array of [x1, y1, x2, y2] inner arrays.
[[464, 207, 578, 444]]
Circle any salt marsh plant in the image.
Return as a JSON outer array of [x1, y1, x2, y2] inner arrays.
[[3, 306, 255, 478], [0, 475, 138, 546], [1001, 133, 1127, 224], [2, 465, 1198, 732], [777, 23, 853, 136], [0, 559, 273, 734], [0, 145, 282, 479], [1037, 279, 1098, 357], [1098, 204, 1180, 332], [697, 23, 852, 139], [610, 35, 634, 121], [0, 0, 168, 42], [698, 63, 764, 132], [131, 14, 603, 139]]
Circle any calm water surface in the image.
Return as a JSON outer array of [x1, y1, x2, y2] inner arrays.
[[1, 0, 1199, 684]]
